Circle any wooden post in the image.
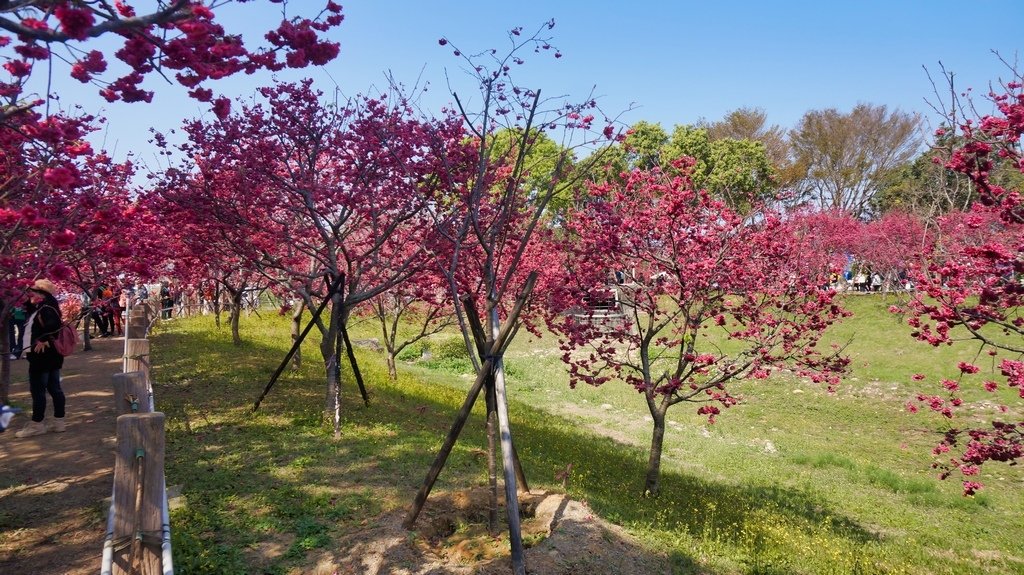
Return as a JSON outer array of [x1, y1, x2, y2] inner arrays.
[[127, 308, 148, 340], [111, 412, 165, 575], [112, 371, 151, 416], [125, 339, 151, 384], [404, 358, 492, 529]]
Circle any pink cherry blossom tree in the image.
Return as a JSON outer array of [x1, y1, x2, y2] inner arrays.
[[904, 74, 1024, 494], [154, 79, 464, 436], [550, 162, 850, 496], [402, 23, 626, 574]]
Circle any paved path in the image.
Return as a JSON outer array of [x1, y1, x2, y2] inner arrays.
[[0, 336, 125, 575]]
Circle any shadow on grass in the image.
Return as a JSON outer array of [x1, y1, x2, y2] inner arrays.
[[152, 323, 887, 574]]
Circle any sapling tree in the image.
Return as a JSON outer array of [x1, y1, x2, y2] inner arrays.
[[550, 162, 850, 496], [903, 73, 1024, 494], [359, 264, 454, 381], [402, 23, 625, 574]]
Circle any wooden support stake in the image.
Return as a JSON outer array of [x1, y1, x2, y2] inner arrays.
[[404, 358, 492, 529], [254, 274, 344, 412], [111, 412, 165, 575], [112, 371, 150, 416], [124, 339, 151, 384], [339, 317, 369, 406]]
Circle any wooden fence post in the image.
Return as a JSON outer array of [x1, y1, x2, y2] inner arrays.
[[125, 339, 151, 384], [112, 372, 151, 416], [111, 412, 165, 575]]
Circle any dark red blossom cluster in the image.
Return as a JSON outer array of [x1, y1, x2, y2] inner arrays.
[[0, 1, 343, 120]]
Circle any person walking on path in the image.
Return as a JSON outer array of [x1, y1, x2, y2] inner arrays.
[[15, 279, 68, 438]]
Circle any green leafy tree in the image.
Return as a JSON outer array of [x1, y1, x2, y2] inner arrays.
[[488, 128, 578, 217], [702, 107, 798, 189], [664, 125, 777, 212]]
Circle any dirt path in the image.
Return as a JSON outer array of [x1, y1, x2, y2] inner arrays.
[[0, 336, 125, 575]]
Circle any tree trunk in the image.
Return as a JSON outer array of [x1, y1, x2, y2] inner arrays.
[[213, 285, 222, 328], [291, 302, 304, 371], [321, 293, 344, 438], [644, 406, 668, 497], [82, 312, 93, 352], [230, 290, 243, 346], [386, 354, 397, 381]]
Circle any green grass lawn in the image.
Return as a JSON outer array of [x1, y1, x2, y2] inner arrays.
[[152, 296, 1024, 575]]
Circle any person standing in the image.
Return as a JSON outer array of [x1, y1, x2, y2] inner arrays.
[[15, 279, 68, 438], [7, 304, 26, 359]]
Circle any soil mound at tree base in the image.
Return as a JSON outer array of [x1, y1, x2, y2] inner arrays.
[[329, 488, 670, 575]]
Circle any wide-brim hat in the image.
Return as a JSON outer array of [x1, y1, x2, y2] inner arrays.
[[30, 279, 57, 296]]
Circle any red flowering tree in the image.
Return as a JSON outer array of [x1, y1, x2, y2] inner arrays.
[[154, 80, 464, 435], [0, 108, 109, 399], [904, 76, 1024, 494], [148, 160, 273, 345], [787, 209, 861, 283], [852, 211, 930, 293], [550, 163, 850, 496]]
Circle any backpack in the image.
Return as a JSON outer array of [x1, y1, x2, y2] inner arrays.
[[53, 322, 79, 356], [42, 305, 78, 356]]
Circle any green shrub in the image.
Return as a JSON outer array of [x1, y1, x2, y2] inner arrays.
[[432, 336, 470, 360], [396, 340, 427, 361]]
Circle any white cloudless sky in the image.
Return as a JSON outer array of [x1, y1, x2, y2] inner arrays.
[[21, 1, 1023, 174]]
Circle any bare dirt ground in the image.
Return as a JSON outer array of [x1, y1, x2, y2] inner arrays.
[[0, 336, 124, 575], [0, 336, 671, 575]]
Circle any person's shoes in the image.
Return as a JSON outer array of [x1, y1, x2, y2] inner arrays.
[[15, 420, 47, 438], [47, 417, 67, 433], [6, 354, 15, 360]]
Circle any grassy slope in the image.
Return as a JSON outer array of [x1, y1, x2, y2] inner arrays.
[[152, 296, 1024, 575]]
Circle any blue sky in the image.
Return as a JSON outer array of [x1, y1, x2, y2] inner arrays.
[[26, 1, 1024, 171]]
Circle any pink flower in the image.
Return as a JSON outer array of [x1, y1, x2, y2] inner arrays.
[[49, 229, 76, 247], [962, 481, 983, 496], [3, 60, 31, 77], [911, 373, 925, 381], [54, 4, 94, 41], [957, 362, 980, 374], [212, 97, 231, 120], [983, 380, 998, 392], [70, 50, 106, 82], [48, 263, 72, 281], [43, 166, 79, 189]]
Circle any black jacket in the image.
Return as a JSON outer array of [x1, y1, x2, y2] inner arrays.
[[25, 294, 64, 373]]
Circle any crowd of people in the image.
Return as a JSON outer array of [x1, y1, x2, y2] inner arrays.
[[828, 267, 913, 293]]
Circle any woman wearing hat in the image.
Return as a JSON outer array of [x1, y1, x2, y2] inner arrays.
[[14, 279, 68, 438]]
